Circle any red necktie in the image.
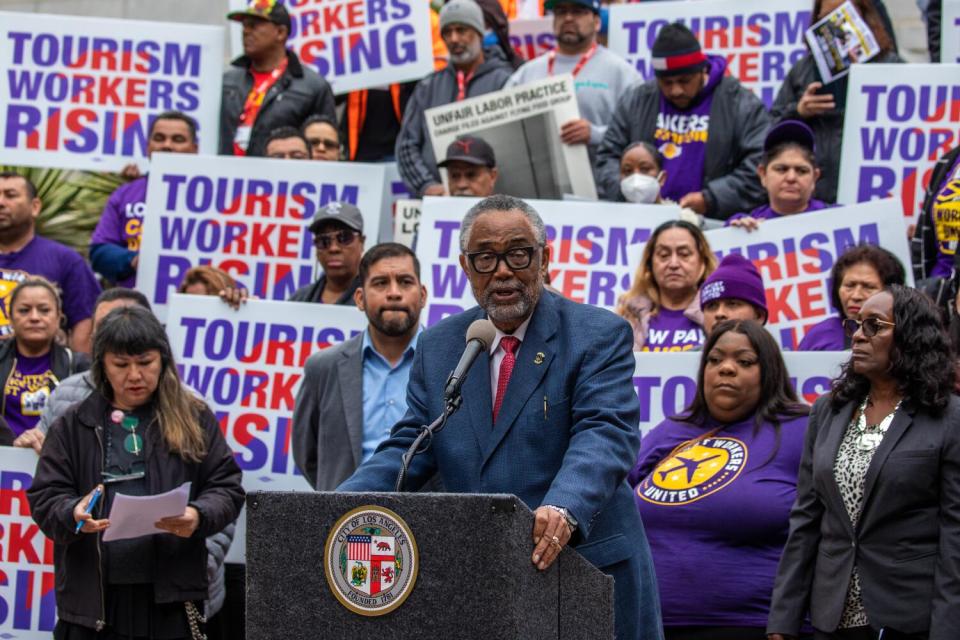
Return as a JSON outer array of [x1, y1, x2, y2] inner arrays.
[[493, 336, 520, 423]]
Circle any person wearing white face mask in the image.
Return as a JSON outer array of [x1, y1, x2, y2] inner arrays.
[[620, 141, 701, 226]]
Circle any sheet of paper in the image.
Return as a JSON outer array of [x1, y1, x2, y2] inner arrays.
[[102, 482, 191, 542], [804, 0, 879, 83]]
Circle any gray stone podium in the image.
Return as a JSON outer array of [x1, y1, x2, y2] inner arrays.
[[246, 491, 614, 639]]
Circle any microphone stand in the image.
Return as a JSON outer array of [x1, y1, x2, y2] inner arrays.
[[394, 373, 463, 492]]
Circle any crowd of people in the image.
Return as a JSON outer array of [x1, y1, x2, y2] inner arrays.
[[1, 0, 958, 639]]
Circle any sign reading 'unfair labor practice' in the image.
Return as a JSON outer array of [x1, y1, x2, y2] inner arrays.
[[837, 63, 960, 221], [229, 0, 433, 94], [607, 0, 810, 108], [137, 153, 385, 322], [166, 295, 367, 562], [415, 196, 678, 326], [0, 11, 223, 171], [705, 201, 912, 350]]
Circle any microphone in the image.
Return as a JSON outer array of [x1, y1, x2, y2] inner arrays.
[[443, 319, 496, 401]]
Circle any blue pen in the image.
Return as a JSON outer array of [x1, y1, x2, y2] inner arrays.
[[75, 486, 103, 534]]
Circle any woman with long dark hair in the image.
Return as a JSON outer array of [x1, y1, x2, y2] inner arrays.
[[769, 285, 960, 640], [630, 320, 809, 639], [617, 219, 717, 351], [28, 306, 244, 640]]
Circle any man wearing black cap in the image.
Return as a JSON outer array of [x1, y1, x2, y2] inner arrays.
[[396, 0, 512, 197], [506, 0, 638, 161], [596, 22, 770, 220], [290, 202, 366, 305], [220, 0, 336, 157], [438, 135, 499, 197]]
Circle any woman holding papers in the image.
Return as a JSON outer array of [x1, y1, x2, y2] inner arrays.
[[28, 305, 243, 640], [629, 320, 809, 639]]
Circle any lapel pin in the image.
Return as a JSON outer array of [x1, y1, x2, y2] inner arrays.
[[534, 352, 545, 365]]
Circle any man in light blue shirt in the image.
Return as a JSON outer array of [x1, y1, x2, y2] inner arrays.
[[293, 243, 428, 490]]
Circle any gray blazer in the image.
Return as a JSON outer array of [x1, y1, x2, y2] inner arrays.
[[292, 334, 363, 491], [768, 394, 960, 638]]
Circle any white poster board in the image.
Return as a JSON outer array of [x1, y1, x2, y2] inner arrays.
[[0, 12, 223, 171]]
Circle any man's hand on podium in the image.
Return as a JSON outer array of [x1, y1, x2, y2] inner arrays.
[[531, 506, 572, 571]]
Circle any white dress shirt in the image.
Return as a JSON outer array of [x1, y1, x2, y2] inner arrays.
[[488, 316, 532, 406]]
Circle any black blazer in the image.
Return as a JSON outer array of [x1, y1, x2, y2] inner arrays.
[[768, 394, 960, 638]]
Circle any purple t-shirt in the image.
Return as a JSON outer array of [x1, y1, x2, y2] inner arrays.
[[725, 199, 832, 226], [642, 308, 703, 352], [629, 412, 808, 627], [0, 236, 101, 336], [797, 315, 848, 351], [3, 351, 55, 437], [89, 176, 147, 287], [656, 55, 726, 203], [930, 154, 960, 278]]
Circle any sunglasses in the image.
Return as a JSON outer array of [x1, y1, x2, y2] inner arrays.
[[465, 246, 538, 274], [843, 317, 895, 338], [308, 137, 339, 151], [313, 229, 359, 249]]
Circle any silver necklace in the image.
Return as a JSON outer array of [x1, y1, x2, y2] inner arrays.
[[854, 396, 901, 452]]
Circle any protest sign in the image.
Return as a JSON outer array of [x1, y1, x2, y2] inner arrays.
[[945, 0, 960, 63], [836, 64, 960, 221], [0, 11, 222, 171], [393, 199, 421, 249], [425, 75, 597, 199], [0, 447, 54, 639], [607, 0, 810, 108], [167, 295, 367, 562], [228, 0, 433, 94], [379, 162, 411, 243], [137, 153, 385, 321], [705, 201, 912, 350], [509, 17, 555, 61], [805, 0, 879, 84], [632, 351, 847, 435], [416, 196, 679, 325]]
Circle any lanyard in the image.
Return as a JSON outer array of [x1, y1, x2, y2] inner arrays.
[[456, 69, 475, 101], [239, 57, 289, 125], [547, 42, 598, 77]]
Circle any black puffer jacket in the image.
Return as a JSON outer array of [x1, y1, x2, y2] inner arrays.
[[28, 392, 244, 630], [220, 50, 336, 157], [770, 51, 903, 204]]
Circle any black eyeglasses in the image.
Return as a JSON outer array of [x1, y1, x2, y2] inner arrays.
[[465, 246, 539, 274], [843, 317, 895, 338], [308, 137, 339, 151], [102, 460, 146, 485], [313, 230, 359, 249]]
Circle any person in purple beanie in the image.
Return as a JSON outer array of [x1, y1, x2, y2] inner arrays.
[[700, 253, 768, 336], [597, 22, 770, 217], [798, 245, 906, 351], [726, 120, 833, 231], [89, 111, 198, 288], [630, 320, 810, 640]]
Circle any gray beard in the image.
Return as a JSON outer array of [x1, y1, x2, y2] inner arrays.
[[477, 279, 542, 327]]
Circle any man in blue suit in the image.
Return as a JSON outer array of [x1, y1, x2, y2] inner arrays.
[[339, 194, 663, 640]]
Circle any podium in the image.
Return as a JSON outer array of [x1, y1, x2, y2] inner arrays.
[[246, 492, 614, 639]]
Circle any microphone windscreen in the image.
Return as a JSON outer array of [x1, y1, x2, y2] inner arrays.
[[466, 319, 497, 349]]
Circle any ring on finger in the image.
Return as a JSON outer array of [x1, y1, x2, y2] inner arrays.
[[550, 535, 561, 547]]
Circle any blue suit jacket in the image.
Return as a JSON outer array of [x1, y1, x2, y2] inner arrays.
[[340, 291, 663, 640]]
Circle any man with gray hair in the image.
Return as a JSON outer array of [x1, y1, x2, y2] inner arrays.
[[395, 0, 512, 197], [340, 194, 664, 640]]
